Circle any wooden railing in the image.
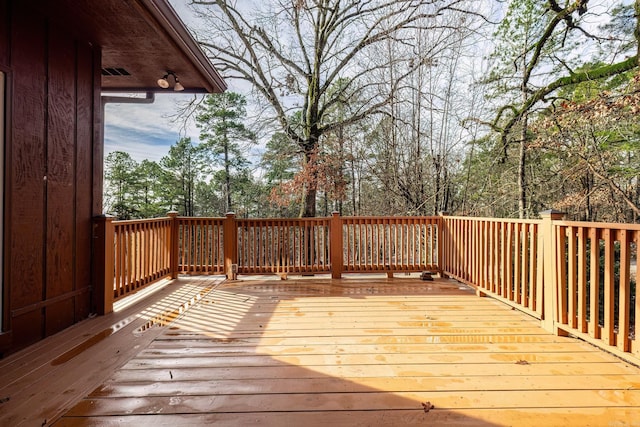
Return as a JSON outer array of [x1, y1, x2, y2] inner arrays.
[[93, 215, 173, 312], [439, 211, 639, 364], [441, 216, 543, 319], [112, 217, 173, 300], [94, 211, 639, 364], [341, 216, 439, 273], [176, 217, 224, 275], [552, 220, 640, 359], [235, 217, 331, 275]]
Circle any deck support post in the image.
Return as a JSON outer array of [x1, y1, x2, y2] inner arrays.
[[540, 210, 566, 335], [93, 215, 115, 315], [224, 212, 238, 280], [167, 211, 179, 279], [438, 212, 449, 279], [330, 212, 343, 279]]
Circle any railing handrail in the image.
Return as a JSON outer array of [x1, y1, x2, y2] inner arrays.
[[112, 217, 172, 226], [553, 219, 640, 231], [442, 215, 542, 225]]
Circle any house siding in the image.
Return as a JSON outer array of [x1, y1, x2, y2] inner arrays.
[[1, 0, 100, 353]]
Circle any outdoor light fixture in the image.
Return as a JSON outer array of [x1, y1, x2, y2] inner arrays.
[[157, 71, 184, 91], [173, 76, 184, 92], [157, 74, 170, 88]]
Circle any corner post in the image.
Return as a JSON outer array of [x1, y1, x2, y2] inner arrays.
[[167, 211, 179, 279], [330, 212, 343, 279], [438, 212, 449, 279], [540, 209, 565, 334], [93, 215, 115, 315], [224, 212, 238, 280]]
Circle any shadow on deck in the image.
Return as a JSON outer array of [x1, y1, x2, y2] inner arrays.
[[2, 275, 640, 426]]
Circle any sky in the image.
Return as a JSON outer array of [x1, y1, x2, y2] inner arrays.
[[104, 94, 199, 163]]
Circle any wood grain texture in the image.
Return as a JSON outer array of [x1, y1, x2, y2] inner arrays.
[[53, 408, 640, 427], [9, 4, 47, 313], [46, 25, 76, 321], [4, 5, 99, 352], [52, 276, 640, 426], [0, 277, 223, 427], [0, 0, 8, 67], [73, 40, 94, 320]]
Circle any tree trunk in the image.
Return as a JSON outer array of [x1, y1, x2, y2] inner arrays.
[[302, 147, 318, 217], [224, 141, 231, 213], [517, 116, 528, 219], [303, 188, 317, 217]]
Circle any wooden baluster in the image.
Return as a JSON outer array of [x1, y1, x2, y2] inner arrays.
[[577, 227, 587, 332], [589, 227, 601, 339], [617, 229, 631, 352], [330, 213, 342, 279], [603, 228, 615, 346], [556, 226, 568, 325]]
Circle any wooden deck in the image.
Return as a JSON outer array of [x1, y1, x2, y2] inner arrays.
[[2, 275, 640, 426]]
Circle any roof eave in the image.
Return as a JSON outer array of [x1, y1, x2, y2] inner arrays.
[[140, 0, 227, 94]]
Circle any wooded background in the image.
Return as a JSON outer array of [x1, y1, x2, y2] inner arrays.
[[105, 0, 640, 223]]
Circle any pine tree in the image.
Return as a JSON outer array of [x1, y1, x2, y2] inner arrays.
[[196, 92, 255, 214]]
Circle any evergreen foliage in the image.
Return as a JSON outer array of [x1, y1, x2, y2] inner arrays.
[[104, 1, 640, 223]]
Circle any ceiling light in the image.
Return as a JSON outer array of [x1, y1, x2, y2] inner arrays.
[[174, 77, 184, 92], [157, 74, 170, 89], [157, 71, 184, 91]]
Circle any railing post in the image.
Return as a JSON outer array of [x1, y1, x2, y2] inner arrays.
[[330, 212, 343, 279], [93, 215, 115, 315], [224, 212, 238, 280], [438, 212, 449, 279], [167, 211, 179, 279], [540, 209, 566, 334]]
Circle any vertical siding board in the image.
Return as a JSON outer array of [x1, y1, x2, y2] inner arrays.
[[45, 50, 78, 321], [73, 40, 94, 319], [9, 6, 47, 345], [0, 0, 8, 66]]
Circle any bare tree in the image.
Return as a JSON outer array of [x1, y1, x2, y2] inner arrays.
[[191, 0, 485, 216], [488, 0, 639, 163]]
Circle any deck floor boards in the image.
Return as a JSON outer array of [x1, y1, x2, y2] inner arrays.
[[3, 275, 640, 426]]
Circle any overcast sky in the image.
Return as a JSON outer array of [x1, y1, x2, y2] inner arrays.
[[104, 94, 198, 163]]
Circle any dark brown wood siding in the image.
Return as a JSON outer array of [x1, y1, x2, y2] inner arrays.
[[1, 0, 99, 353], [0, 0, 8, 66]]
